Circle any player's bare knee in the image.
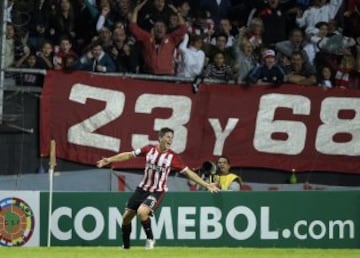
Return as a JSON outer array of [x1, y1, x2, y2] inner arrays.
[[137, 206, 150, 221]]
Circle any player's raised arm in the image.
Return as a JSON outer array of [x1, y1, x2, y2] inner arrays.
[[183, 167, 220, 193], [96, 151, 135, 168]]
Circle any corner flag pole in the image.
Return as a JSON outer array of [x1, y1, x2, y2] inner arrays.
[[47, 139, 56, 247]]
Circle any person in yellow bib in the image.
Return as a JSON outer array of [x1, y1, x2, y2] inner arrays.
[[213, 156, 243, 191]]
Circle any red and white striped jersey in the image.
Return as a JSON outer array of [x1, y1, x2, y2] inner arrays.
[[133, 144, 188, 192]]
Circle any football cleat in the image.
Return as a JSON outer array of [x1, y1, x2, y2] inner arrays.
[[145, 239, 155, 250]]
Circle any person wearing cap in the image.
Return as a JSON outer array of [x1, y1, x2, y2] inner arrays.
[[247, 48, 286, 85]]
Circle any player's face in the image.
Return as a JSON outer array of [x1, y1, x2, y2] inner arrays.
[[159, 132, 173, 152]]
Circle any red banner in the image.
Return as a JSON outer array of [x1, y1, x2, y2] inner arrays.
[[40, 71, 360, 174]]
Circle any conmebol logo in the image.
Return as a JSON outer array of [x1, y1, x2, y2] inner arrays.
[[50, 205, 355, 242], [0, 197, 35, 247]]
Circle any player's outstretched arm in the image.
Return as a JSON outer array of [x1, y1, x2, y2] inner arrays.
[[183, 168, 220, 193], [96, 151, 135, 168]]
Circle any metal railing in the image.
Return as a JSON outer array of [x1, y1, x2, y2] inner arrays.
[[3, 67, 235, 93], [0, 0, 8, 122]]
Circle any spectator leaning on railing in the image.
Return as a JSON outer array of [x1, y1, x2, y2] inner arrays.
[[202, 51, 233, 82], [53, 36, 78, 70], [74, 40, 116, 73], [232, 36, 258, 84], [107, 26, 140, 73], [176, 33, 206, 78], [247, 49, 286, 86], [284, 51, 317, 86]]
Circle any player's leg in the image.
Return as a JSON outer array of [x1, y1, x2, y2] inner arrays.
[[122, 188, 148, 249], [137, 204, 154, 241], [137, 192, 165, 249], [121, 209, 136, 249]]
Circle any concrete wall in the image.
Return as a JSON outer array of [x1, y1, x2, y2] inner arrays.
[[0, 169, 358, 192]]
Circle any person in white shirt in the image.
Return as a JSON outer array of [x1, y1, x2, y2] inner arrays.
[[5, 0, 14, 23], [304, 21, 356, 65], [4, 23, 15, 68], [210, 18, 235, 47], [177, 33, 206, 78], [296, 0, 343, 36]]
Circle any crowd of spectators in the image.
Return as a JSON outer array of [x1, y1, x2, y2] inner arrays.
[[4, 0, 360, 89]]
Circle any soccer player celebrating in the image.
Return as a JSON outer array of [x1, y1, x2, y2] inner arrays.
[[96, 127, 219, 249]]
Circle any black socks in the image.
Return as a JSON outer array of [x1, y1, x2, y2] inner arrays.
[[122, 223, 131, 249], [141, 218, 154, 240], [122, 218, 153, 248]]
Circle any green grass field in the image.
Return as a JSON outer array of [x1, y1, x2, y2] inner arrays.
[[0, 247, 358, 258]]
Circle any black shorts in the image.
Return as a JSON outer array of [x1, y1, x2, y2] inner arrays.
[[126, 187, 165, 213]]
